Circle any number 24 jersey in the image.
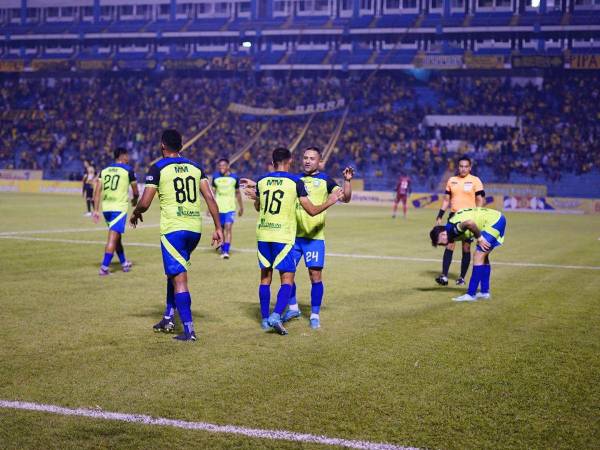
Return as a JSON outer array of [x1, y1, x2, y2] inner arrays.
[[145, 157, 207, 235]]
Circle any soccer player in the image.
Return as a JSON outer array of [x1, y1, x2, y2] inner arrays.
[[392, 172, 411, 219], [82, 160, 96, 217], [212, 158, 243, 259], [253, 147, 343, 335], [429, 207, 506, 302], [130, 129, 223, 342], [92, 148, 138, 275], [435, 156, 485, 286], [282, 146, 353, 329]]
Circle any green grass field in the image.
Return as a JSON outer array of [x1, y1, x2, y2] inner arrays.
[[1, 192, 599, 449]]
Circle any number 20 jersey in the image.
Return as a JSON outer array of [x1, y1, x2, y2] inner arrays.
[[255, 171, 308, 244], [99, 163, 136, 213], [145, 157, 207, 235]]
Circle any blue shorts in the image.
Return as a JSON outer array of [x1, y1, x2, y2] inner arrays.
[[293, 237, 325, 269], [103, 211, 127, 234], [257, 241, 296, 273], [160, 230, 201, 276], [478, 214, 507, 252], [219, 211, 235, 225]]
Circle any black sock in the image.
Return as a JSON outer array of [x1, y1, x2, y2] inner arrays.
[[86, 200, 92, 212], [442, 249, 453, 277], [460, 251, 471, 279]]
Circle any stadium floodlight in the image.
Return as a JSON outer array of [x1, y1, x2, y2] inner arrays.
[[241, 41, 252, 48], [531, 0, 540, 7]]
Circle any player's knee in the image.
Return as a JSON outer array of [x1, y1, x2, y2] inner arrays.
[[309, 268, 322, 283]]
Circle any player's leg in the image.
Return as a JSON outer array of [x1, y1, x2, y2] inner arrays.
[[266, 243, 296, 335], [392, 198, 399, 218], [454, 247, 490, 302], [477, 253, 491, 300], [221, 222, 233, 258], [457, 241, 471, 286], [84, 186, 93, 216], [171, 272, 196, 341], [115, 234, 132, 272], [402, 196, 408, 218], [282, 239, 303, 323], [99, 229, 119, 275], [153, 277, 176, 332], [308, 268, 324, 329], [436, 241, 454, 285], [259, 268, 273, 329]]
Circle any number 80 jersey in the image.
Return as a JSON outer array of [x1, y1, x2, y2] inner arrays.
[[145, 157, 207, 235], [255, 171, 308, 244]]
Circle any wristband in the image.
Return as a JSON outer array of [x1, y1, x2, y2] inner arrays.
[[436, 209, 445, 220]]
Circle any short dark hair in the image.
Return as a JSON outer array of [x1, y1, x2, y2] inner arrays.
[[114, 147, 128, 160], [272, 147, 292, 164], [457, 156, 471, 166], [217, 158, 229, 164], [429, 225, 446, 247], [303, 146, 322, 155], [161, 129, 182, 152]]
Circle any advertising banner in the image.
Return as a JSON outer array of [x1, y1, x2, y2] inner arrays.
[[350, 191, 500, 209], [31, 59, 71, 71], [486, 183, 547, 197], [0, 60, 24, 72], [512, 55, 563, 69], [413, 54, 463, 69], [228, 99, 345, 116], [117, 59, 156, 70], [464, 55, 504, 69], [77, 60, 113, 71], [569, 54, 600, 70], [502, 195, 600, 214], [0, 169, 43, 180], [163, 59, 208, 70]]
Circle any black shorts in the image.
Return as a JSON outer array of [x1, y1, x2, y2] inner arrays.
[[84, 185, 94, 199]]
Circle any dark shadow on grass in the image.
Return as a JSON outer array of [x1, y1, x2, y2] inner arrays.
[[414, 287, 460, 293]]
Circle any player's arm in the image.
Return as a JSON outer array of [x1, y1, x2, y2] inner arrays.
[[340, 167, 353, 203], [82, 175, 86, 196], [298, 183, 343, 216], [130, 185, 156, 228], [91, 178, 102, 223], [475, 177, 485, 207], [459, 220, 490, 251], [199, 178, 224, 247], [436, 192, 451, 225], [129, 169, 139, 206], [235, 176, 244, 217]]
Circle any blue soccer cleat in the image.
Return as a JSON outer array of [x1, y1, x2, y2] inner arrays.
[[309, 318, 321, 329], [173, 331, 197, 341], [267, 313, 288, 335], [281, 309, 301, 323], [261, 319, 270, 330]]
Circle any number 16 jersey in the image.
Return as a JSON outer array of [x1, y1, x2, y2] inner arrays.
[[145, 157, 207, 235], [255, 171, 308, 244]]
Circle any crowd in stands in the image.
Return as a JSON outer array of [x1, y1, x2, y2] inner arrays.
[[1, 72, 599, 191]]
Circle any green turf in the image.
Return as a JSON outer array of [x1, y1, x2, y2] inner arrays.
[[0, 193, 599, 449]]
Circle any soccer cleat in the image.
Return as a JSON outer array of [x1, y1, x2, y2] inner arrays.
[[153, 317, 175, 333], [310, 318, 321, 329], [98, 266, 110, 276], [84, 212, 92, 217], [122, 260, 133, 272], [452, 294, 477, 302], [221, 253, 230, 259], [455, 277, 466, 286], [267, 313, 288, 335], [281, 309, 301, 323], [476, 292, 491, 300], [173, 331, 197, 341], [435, 275, 448, 286], [261, 319, 270, 330]]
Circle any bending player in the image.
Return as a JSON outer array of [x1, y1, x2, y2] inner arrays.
[[282, 146, 353, 329], [249, 148, 343, 335], [429, 207, 507, 302], [130, 129, 223, 342], [92, 148, 138, 275], [212, 158, 243, 259]]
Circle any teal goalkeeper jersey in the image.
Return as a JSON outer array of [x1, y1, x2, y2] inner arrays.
[[145, 157, 207, 235], [100, 163, 136, 213]]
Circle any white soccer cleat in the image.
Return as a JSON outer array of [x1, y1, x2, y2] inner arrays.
[[476, 292, 491, 300], [452, 294, 477, 302], [221, 253, 230, 259]]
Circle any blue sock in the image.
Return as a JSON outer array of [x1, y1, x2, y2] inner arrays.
[[259, 285, 270, 319], [288, 283, 298, 310], [117, 250, 126, 264], [311, 282, 324, 315], [222, 242, 230, 254], [467, 265, 484, 296], [274, 283, 293, 315], [101, 252, 113, 268], [481, 265, 491, 294], [163, 279, 176, 318], [174, 292, 194, 334]]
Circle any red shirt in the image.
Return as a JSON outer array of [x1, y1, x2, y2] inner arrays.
[[396, 176, 411, 196]]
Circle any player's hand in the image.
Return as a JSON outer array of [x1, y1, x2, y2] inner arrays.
[[212, 228, 224, 248], [342, 167, 354, 181], [243, 186, 257, 200], [328, 189, 344, 205], [92, 211, 100, 224], [240, 178, 256, 189], [130, 211, 143, 229], [435, 218, 443, 226], [477, 236, 491, 252], [238, 207, 244, 217]]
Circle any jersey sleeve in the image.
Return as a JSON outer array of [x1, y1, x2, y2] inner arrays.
[[145, 165, 160, 187], [128, 168, 137, 183], [325, 175, 340, 194], [234, 175, 240, 189], [296, 179, 308, 197]]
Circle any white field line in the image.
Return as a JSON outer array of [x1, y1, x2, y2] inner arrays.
[[0, 400, 416, 450], [1, 235, 599, 271]]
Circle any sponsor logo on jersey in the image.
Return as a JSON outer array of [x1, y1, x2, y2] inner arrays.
[[176, 206, 200, 217]]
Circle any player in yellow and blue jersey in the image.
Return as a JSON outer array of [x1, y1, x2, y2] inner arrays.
[[212, 158, 243, 259], [252, 148, 343, 335], [130, 130, 223, 342], [92, 148, 139, 276], [281, 147, 353, 329], [430, 207, 507, 302]]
